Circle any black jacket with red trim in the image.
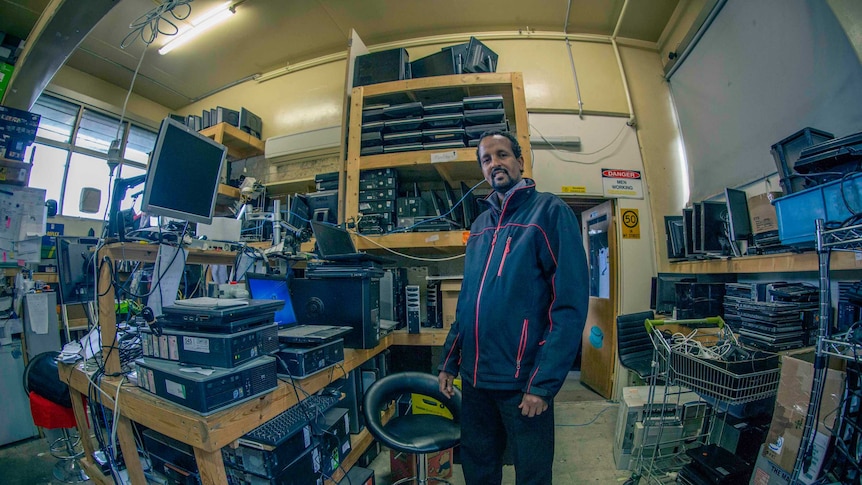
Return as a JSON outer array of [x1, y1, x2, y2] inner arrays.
[[438, 179, 589, 399]]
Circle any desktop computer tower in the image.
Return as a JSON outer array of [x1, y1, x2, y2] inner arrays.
[[406, 285, 420, 333], [291, 276, 380, 349], [353, 48, 410, 87], [328, 369, 364, 434]]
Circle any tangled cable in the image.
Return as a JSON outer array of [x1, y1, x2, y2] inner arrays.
[[667, 329, 733, 360], [121, 0, 193, 48]]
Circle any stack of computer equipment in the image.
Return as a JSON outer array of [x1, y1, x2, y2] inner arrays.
[[793, 130, 862, 187], [358, 168, 398, 234], [677, 444, 752, 485], [422, 100, 466, 151], [722, 283, 768, 332], [463, 95, 507, 147], [383, 101, 425, 154], [360, 105, 386, 156], [735, 282, 818, 352], [135, 299, 282, 415]]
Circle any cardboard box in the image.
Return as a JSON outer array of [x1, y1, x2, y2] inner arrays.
[[762, 350, 843, 476], [748, 191, 783, 235], [440, 280, 461, 330], [750, 445, 791, 485], [390, 448, 453, 481]]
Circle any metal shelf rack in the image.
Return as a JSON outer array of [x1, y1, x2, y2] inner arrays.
[[791, 219, 862, 484]]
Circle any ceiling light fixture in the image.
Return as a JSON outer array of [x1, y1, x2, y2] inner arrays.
[[158, 2, 235, 55]]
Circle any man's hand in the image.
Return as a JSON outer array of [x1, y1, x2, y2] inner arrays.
[[438, 371, 455, 398], [518, 393, 548, 417]]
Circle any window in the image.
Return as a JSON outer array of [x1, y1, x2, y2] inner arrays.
[[24, 94, 158, 219]]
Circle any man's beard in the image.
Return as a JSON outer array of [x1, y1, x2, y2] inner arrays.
[[490, 168, 518, 192]]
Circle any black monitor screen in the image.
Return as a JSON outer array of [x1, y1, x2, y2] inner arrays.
[[700, 201, 728, 253], [287, 194, 310, 231], [724, 188, 752, 241], [141, 117, 226, 224], [57, 237, 99, 305], [652, 272, 696, 315], [682, 208, 695, 257], [664, 215, 685, 259]]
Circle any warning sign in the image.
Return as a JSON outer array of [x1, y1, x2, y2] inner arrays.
[[601, 168, 643, 199], [621, 208, 640, 239]]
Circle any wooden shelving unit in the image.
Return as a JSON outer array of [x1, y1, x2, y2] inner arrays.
[[345, 73, 531, 252], [199, 122, 264, 159]]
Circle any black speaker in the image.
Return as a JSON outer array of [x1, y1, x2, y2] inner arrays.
[[353, 48, 410, 87]]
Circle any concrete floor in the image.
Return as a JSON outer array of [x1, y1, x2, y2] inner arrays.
[[0, 373, 627, 485]]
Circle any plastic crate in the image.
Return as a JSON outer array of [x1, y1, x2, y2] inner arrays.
[[770, 127, 834, 194], [773, 172, 862, 245]]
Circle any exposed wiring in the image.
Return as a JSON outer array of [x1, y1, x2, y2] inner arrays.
[[121, 0, 193, 49], [529, 122, 629, 165], [556, 404, 617, 427]]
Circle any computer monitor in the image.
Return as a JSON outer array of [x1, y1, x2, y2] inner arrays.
[[460, 181, 477, 229], [683, 207, 696, 257], [245, 273, 297, 326], [287, 193, 310, 231], [651, 272, 696, 315], [700, 201, 728, 254], [724, 188, 752, 242], [239, 108, 262, 139], [442, 180, 463, 227], [692, 203, 703, 254], [306, 190, 338, 224], [141, 117, 227, 224], [463, 36, 498, 73], [56, 237, 99, 305], [664, 215, 685, 259]]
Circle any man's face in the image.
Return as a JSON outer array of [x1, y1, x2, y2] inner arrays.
[[478, 135, 524, 194]]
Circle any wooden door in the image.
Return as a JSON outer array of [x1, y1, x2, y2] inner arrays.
[[579, 201, 617, 399]]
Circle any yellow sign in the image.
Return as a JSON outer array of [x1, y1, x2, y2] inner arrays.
[[561, 186, 586, 193], [621, 208, 640, 239]]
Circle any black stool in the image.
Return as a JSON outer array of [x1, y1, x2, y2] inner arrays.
[[363, 372, 461, 485]]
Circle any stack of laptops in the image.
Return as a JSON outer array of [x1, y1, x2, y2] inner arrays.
[[246, 272, 351, 378]]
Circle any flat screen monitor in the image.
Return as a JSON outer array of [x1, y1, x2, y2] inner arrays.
[[683, 207, 696, 257], [700, 201, 728, 254], [56, 237, 99, 305], [442, 180, 463, 227], [692, 203, 703, 254], [460, 181, 477, 229], [724, 188, 752, 242], [664, 215, 685, 259], [245, 273, 297, 326], [287, 193, 310, 231], [651, 272, 696, 315], [141, 117, 226, 224]]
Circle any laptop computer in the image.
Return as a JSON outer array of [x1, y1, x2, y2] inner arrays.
[[245, 272, 351, 344], [310, 220, 394, 264]]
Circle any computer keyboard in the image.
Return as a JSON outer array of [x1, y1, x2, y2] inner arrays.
[[243, 393, 341, 447]]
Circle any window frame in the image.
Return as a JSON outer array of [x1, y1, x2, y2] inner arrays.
[[27, 92, 159, 218]]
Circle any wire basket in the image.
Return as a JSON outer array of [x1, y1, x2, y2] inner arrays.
[[646, 317, 781, 405]]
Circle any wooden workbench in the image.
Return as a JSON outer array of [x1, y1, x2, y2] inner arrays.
[[58, 241, 451, 485]]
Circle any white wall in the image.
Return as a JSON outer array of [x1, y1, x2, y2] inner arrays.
[[529, 113, 656, 312]]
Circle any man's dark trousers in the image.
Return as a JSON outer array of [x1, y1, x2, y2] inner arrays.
[[460, 380, 555, 484]]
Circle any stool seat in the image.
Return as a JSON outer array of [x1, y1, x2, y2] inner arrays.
[[29, 391, 78, 430], [383, 414, 461, 454]]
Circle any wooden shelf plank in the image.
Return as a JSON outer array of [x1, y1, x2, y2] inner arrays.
[[353, 231, 469, 251], [666, 251, 862, 274], [391, 328, 450, 346], [199, 123, 264, 159]]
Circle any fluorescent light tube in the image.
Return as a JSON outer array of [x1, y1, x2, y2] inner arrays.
[[159, 2, 234, 55]]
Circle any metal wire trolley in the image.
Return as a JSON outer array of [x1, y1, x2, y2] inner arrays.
[[628, 317, 781, 484]]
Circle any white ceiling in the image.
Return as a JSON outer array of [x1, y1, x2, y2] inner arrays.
[[4, 0, 681, 110]]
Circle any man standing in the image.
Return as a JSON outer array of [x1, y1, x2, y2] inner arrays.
[[438, 131, 589, 484]]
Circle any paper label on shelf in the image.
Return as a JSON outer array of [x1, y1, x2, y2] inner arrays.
[[183, 336, 210, 353], [159, 335, 169, 359], [168, 336, 179, 360], [431, 151, 458, 163], [165, 379, 186, 400], [856, 253, 862, 261], [425, 234, 440, 243]]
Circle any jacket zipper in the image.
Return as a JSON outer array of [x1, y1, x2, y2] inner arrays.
[[515, 319, 529, 378], [497, 236, 512, 277]]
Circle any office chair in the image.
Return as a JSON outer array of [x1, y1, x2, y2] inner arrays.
[[363, 372, 461, 484], [616, 311, 656, 382], [24, 351, 88, 483]]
